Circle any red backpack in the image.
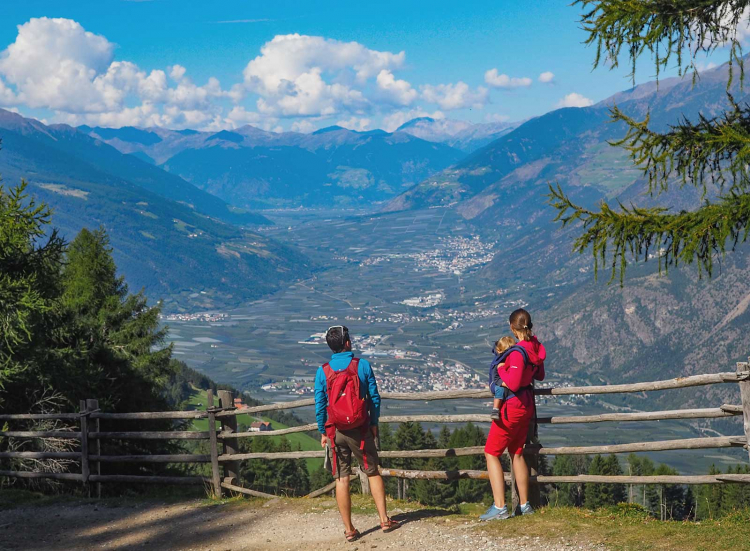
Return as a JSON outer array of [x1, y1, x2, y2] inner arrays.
[[323, 359, 369, 431]]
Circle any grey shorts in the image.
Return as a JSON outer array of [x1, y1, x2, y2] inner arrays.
[[333, 427, 379, 479]]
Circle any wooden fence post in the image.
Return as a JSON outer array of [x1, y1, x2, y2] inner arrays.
[[207, 390, 222, 498], [218, 390, 240, 486], [738, 359, 750, 463], [79, 400, 90, 493], [86, 399, 101, 498], [358, 468, 371, 495], [527, 416, 542, 508]]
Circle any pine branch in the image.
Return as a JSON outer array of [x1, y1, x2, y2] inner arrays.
[[548, 183, 750, 282], [577, 0, 748, 82], [609, 96, 750, 195]]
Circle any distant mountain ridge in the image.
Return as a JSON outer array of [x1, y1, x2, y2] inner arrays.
[[396, 117, 520, 152], [78, 123, 466, 209]]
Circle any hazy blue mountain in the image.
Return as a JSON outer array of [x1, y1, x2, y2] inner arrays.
[[79, 124, 465, 209], [396, 117, 520, 152], [0, 113, 312, 312], [386, 60, 750, 219], [0, 111, 268, 227]]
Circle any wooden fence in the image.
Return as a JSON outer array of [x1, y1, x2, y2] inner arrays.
[[2, 361, 750, 504]]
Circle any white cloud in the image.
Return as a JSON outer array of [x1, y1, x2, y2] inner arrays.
[[376, 69, 417, 106], [484, 69, 532, 89], [337, 116, 371, 131], [381, 108, 445, 132], [539, 71, 555, 83], [291, 119, 316, 133], [242, 34, 405, 117], [556, 92, 594, 108], [420, 82, 488, 110], [484, 112, 510, 123], [0, 77, 17, 106]]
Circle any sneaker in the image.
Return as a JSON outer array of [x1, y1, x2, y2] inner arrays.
[[490, 408, 500, 421], [520, 502, 534, 515], [479, 503, 510, 521]]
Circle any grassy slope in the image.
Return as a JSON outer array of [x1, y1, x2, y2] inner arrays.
[[185, 387, 322, 472]]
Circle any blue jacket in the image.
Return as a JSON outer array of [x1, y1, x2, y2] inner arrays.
[[314, 351, 381, 434]]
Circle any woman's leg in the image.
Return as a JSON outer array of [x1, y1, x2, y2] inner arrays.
[[485, 452, 506, 508], [512, 453, 529, 505]]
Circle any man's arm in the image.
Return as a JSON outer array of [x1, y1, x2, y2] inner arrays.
[[314, 367, 328, 435], [361, 360, 380, 427]]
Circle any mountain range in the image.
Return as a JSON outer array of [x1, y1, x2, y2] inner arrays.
[[0, 109, 311, 312], [77, 123, 468, 209]]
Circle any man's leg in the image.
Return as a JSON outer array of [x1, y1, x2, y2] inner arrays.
[[368, 474, 389, 524], [485, 452, 506, 508], [335, 475, 355, 532], [512, 453, 530, 505]]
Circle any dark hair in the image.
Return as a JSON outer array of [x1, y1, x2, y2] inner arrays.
[[326, 325, 350, 353], [509, 308, 533, 341]]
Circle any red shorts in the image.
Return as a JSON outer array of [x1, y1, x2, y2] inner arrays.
[[484, 398, 531, 457]]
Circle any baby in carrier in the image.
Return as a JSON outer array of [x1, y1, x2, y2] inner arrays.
[[490, 335, 517, 420]]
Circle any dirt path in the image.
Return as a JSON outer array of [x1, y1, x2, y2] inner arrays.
[[0, 497, 605, 551]]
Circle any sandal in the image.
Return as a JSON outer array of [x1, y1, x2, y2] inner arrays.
[[380, 517, 401, 533], [345, 529, 360, 542]]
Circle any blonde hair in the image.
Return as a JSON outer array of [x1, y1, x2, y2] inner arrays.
[[494, 335, 516, 354]]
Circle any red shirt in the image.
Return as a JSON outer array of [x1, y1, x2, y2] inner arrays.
[[498, 336, 546, 409]]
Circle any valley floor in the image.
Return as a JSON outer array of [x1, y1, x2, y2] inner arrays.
[[1, 493, 747, 551]]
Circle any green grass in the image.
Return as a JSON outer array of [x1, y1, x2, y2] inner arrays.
[[468, 504, 750, 551], [185, 387, 322, 472]]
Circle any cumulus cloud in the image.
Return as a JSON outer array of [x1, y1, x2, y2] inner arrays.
[[484, 69, 532, 89], [381, 108, 445, 132], [242, 34, 405, 117], [291, 119, 316, 133], [484, 112, 510, 123], [337, 116, 371, 131], [0, 78, 17, 106], [539, 71, 555, 83], [420, 82, 488, 110], [556, 92, 594, 108], [376, 70, 417, 106]]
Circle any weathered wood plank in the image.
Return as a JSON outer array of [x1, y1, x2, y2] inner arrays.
[[212, 372, 748, 416], [379, 468, 750, 484], [207, 391, 222, 498], [306, 480, 338, 498], [221, 482, 277, 499], [218, 390, 240, 485], [87, 399, 102, 498], [0, 413, 80, 421], [89, 474, 209, 485], [79, 400, 90, 486], [0, 470, 83, 481], [0, 451, 80, 460], [219, 407, 743, 440], [89, 454, 211, 463], [89, 431, 210, 440], [0, 431, 81, 439], [91, 411, 208, 420], [738, 360, 750, 463], [218, 435, 747, 461]]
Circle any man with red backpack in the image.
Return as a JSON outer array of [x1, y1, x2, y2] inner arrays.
[[314, 325, 400, 542]]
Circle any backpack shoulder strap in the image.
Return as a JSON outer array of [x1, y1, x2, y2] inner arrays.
[[322, 362, 334, 378]]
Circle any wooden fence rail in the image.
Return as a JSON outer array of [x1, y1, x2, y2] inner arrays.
[[1, 365, 749, 501]]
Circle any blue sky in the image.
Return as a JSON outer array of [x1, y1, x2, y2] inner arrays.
[[0, 0, 726, 132]]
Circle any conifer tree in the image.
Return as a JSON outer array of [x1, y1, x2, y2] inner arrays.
[[550, 1, 750, 281], [0, 181, 65, 408]]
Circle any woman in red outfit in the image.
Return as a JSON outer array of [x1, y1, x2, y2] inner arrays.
[[480, 308, 546, 521]]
